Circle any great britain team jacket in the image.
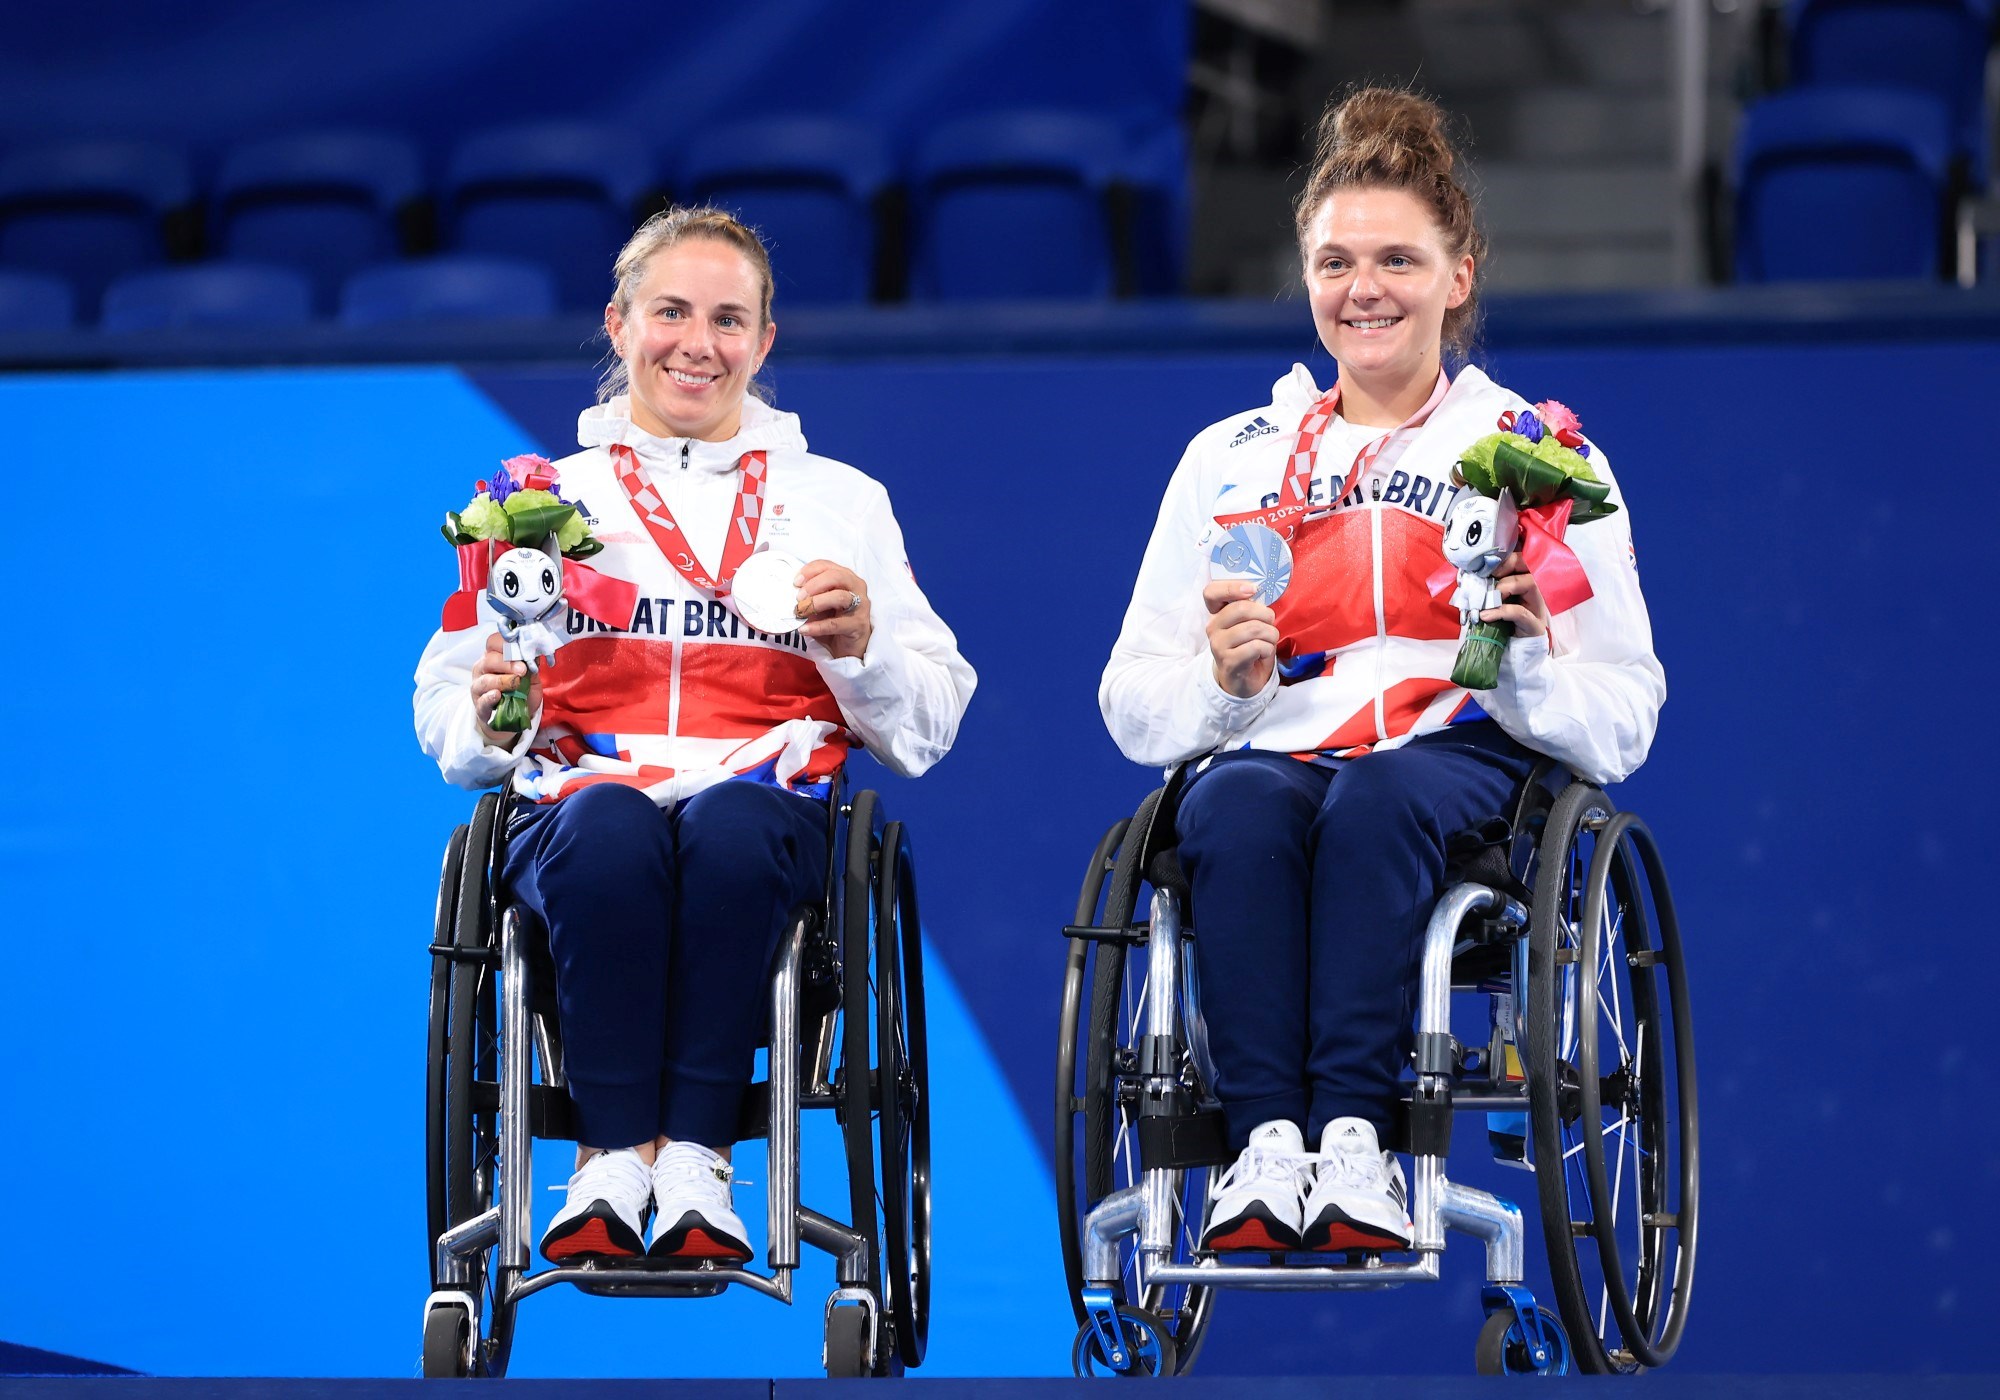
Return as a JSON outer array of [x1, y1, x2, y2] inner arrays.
[[1100, 364, 1663, 787], [415, 395, 976, 807]]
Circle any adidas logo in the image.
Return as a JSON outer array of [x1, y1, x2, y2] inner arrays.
[[1228, 416, 1280, 448]]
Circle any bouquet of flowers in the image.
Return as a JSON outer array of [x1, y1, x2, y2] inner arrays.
[[439, 454, 635, 732], [441, 453, 603, 558], [1439, 401, 1617, 690]]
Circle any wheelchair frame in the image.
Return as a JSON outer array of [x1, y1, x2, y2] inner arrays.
[[1057, 767, 1697, 1378], [421, 773, 930, 1380]]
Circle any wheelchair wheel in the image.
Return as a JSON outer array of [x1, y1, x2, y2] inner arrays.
[[1070, 1304, 1179, 1378], [1474, 1305, 1571, 1377], [1526, 784, 1698, 1374], [1055, 799, 1215, 1375], [424, 791, 518, 1377], [875, 819, 932, 1369], [838, 789, 924, 1375]]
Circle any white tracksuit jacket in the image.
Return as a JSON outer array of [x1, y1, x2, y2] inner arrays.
[[414, 395, 976, 807], [1100, 364, 1664, 787]]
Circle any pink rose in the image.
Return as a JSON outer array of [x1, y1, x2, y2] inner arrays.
[[502, 452, 556, 486], [1535, 400, 1582, 437]]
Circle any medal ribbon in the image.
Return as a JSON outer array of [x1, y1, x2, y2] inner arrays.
[[1216, 370, 1451, 540], [610, 444, 769, 595]]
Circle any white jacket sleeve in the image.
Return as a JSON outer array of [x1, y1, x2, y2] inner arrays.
[[810, 484, 976, 778], [413, 597, 541, 791], [1100, 440, 1278, 767], [1477, 443, 1665, 786]]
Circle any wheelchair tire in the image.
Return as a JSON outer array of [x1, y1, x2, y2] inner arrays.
[[1474, 1305, 1570, 1377], [424, 791, 518, 1378], [1057, 798, 1215, 1375], [838, 789, 897, 1375], [823, 1303, 873, 1379], [875, 819, 932, 1369], [1526, 785, 1697, 1374], [421, 1302, 473, 1379]]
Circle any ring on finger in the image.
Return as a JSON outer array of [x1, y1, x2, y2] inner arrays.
[[843, 590, 861, 615]]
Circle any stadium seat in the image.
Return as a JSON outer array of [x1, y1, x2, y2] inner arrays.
[[678, 117, 895, 305], [100, 263, 314, 332], [214, 130, 425, 313], [340, 255, 557, 326], [910, 109, 1127, 300], [1120, 122, 1190, 297], [1734, 86, 1954, 281], [1788, 0, 1995, 184], [0, 270, 75, 332], [443, 123, 657, 311], [0, 140, 192, 319]]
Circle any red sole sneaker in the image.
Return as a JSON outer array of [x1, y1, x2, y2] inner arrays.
[[649, 1213, 753, 1263], [541, 1212, 644, 1263], [1200, 1209, 1303, 1254], [1303, 1210, 1411, 1253]]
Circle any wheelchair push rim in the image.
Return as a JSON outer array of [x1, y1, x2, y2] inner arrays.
[[1526, 784, 1697, 1374]]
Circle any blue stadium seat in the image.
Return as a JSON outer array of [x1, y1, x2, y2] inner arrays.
[[1120, 122, 1190, 297], [340, 255, 557, 326], [0, 270, 75, 331], [1734, 86, 1953, 281], [100, 263, 314, 332], [214, 130, 424, 313], [0, 140, 192, 319], [911, 110, 1126, 300], [1788, 0, 1994, 184], [444, 123, 656, 311], [679, 117, 894, 305]]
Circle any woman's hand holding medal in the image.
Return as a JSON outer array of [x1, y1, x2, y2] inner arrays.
[[1204, 579, 1280, 698], [792, 559, 872, 659]]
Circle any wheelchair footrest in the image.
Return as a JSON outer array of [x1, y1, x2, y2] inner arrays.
[[1137, 1110, 1232, 1171]]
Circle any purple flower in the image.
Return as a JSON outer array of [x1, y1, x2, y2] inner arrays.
[[1575, 443, 1590, 458], [1514, 410, 1544, 444], [486, 468, 516, 504]]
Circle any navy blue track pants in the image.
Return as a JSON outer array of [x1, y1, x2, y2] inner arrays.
[[501, 780, 829, 1151], [1175, 721, 1537, 1149]]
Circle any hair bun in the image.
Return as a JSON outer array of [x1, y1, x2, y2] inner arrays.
[[1316, 86, 1457, 186]]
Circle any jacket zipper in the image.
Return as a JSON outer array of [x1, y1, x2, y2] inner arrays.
[[667, 439, 689, 759], [1368, 481, 1388, 741]]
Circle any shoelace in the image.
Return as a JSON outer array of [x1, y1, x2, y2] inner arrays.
[[653, 1143, 737, 1202], [1213, 1143, 1314, 1197], [546, 1147, 653, 1199], [1314, 1144, 1386, 1192]]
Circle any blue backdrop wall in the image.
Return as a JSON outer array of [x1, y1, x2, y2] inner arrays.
[[3, 336, 1994, 1376]]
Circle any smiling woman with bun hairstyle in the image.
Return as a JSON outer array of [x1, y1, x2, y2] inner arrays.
[[1100, 88, 1664, 1255]]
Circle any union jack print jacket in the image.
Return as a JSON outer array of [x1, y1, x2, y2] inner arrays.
[[1100, 365, 1663, 787], [414, 395, 976, 808]]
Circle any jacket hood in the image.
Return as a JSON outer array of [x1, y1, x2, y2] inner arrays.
[[575, 394, 809, 473]]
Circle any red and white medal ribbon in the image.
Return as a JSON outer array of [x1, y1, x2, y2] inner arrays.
[[610, 444, 769, 595], [1216, 370, 1452, 540]]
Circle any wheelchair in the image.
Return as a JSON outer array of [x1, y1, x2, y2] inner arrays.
[[421, 773, 930, 1379], [1056, 761, 1697, 1377]]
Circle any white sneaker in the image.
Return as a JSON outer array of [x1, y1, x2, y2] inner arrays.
[[539, 1147, 653, 1263], [1199, 1119, 1313, 1252], [1301, 1117, 1413, 1251], [647, 1141, 753, 1263]]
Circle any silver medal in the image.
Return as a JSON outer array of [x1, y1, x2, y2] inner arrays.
[[729, 548, 807, 634], [1208, 522, 1293, 606]]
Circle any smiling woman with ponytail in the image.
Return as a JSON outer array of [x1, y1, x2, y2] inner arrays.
[[1099, 86, 1664, 1256]]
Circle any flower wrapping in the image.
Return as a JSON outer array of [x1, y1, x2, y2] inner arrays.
[[1435, 402, 1618, 690]]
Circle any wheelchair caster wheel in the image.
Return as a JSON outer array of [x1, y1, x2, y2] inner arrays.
[[824, 1305, 874, 1379], [1475, 1305, 1570, 1377], [420, 1302, 472, 1379], [1071, 1305, 1179, 1378]]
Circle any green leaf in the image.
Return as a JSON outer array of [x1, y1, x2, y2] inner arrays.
[[1457, 433, 1505, 493], [503, 502, 576, 543], [563, 537, 605, 561]]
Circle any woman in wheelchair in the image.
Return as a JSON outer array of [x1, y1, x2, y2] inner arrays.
[[1099, 89, 1664, 1258], [413, 207, 974, 1269]]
